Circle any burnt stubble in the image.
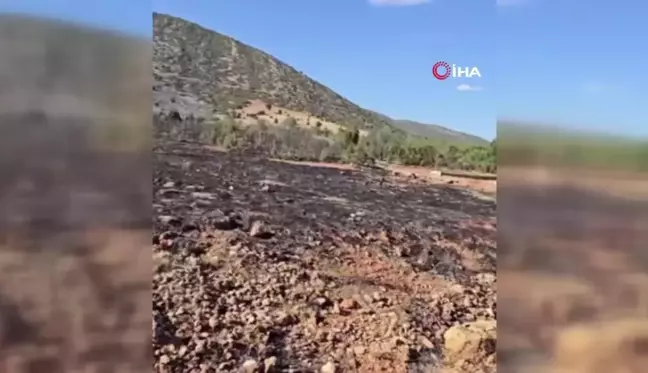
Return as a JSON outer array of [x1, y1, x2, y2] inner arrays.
[[152, 140, 497, 373]]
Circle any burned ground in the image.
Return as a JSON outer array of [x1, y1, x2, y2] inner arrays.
[[152, 141, 496, 373], [497, 180, 648, 373]]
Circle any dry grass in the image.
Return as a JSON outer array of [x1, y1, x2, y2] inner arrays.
[[269, 158, 358, 171], [267, 160, 498, 197], [388, 164, 497, 195], [500, 166, 648, 200], [230, 99, 370, 137]]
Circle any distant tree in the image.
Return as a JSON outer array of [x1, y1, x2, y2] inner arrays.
[[257, 119, 269, 131], [348, 129, 360, 146]]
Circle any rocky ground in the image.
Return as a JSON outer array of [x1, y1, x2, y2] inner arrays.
[[497, 175, 648, 373], [152, 140, 497, 373]]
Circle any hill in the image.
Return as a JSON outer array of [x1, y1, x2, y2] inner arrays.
[[152, 12, 487, 146], [392, 120, 488, 145]]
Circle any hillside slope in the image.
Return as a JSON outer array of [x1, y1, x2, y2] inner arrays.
[[152, 12, 487, 145], [392, 120, 488, 145]]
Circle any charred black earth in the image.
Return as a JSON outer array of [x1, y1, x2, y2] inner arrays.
[[152, 140, 496, 373]]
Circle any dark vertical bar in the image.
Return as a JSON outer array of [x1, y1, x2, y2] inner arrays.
[[0, 8, 151, 373]]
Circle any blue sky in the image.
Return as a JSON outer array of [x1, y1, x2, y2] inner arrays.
[[498, 0, 648, 138], [150, 0, 496, 140], [2, 0, 647, 140]]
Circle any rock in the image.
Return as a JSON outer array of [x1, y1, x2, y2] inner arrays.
[[321, 361, 336, 373], [194, 340, 206, 354], [192, 192, 216, 200], [151, 138, 496, 373], [159, 188, 181, 197], [378, 230, 390, 243], [194, 199, 213, 208], [209, 216, 241, 230], [339, 298, 359, 310], [181, 222, 200, 233], [249, 220, 273, 238], [353, 345, 366, 356], [242, 359, 259, 373], [159, 215, 182, 226], [263, 356, 278, 372], [443, 320, 496, 369], [418, 335, 435, 349], [551, 318, 648, 373], [313, 296, 331, 308], [276, 311, 297, 327]]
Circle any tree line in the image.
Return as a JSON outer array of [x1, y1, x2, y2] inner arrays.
[[155, 113, 496, 173]]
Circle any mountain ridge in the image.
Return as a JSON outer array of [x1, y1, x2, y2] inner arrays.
[[152, 12, 488, 146]]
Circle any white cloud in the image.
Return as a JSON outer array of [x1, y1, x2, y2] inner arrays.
[[368, 0, 429, 6], [497, 0, 531, 7], [456, 84, 484, 92]]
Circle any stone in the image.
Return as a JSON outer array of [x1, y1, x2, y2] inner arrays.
[[263, 356, 277, 372], [242, 359, 259, 373], [339, 298, 359, 310], [249, 220, 273, 238], [443, 320, 496, 368], [320, 361, 336, 373]]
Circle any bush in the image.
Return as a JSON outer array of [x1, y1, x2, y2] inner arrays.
[[156, 112, 496, 172], [282, 117, 298, 128]]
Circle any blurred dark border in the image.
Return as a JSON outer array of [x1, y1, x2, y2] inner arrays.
[[0, 13, 151, 372]]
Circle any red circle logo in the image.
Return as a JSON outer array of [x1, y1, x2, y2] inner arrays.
[[432, 61, 451, 80]]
